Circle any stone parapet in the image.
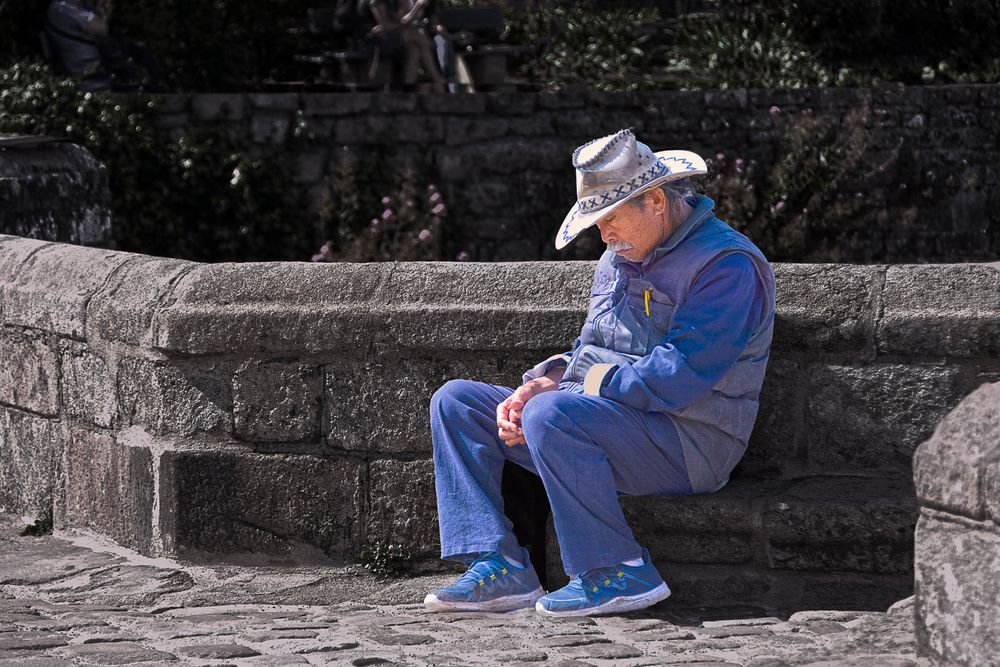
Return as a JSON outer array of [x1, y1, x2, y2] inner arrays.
[[913, 382, 1000, 665], [0, 141, 113, 246], [2, 234, 999, 609]]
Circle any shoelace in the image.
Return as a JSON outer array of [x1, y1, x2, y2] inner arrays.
[[579, 566, 627, 597], [457, 553, 507, 587]]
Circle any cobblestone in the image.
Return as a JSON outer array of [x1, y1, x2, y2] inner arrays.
[[0, 514, 919, 666]]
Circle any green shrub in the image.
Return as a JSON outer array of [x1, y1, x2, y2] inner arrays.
[[499, 1, 663, 91], [666, 3, 830, 90], [0, 60, 304, 262], [704, 102, 896, 262]]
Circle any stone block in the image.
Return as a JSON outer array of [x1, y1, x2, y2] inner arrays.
[[0, 236, 52, 294], [914, 512, 1000, 666], [251, 113, 292, 144], [375, 94, 419, 113], [368, 458, 438, 557], [805, 363, 962, 473], [160, 449, 365, 560], [879, 264, 1000, 358], [762, 477, 917, 575], [421, 95, 487, 114], [487, 92, 536, 115], [325, 355, 524, 453], [443, 117, 511, 146], [154, 262, 392, 354], [59, 425, 155, 555], [233, 360, 321, 444], [249, 93, 301, 111], [704, 89, 749, 109], [741, 358, 806, 476], [87, 256, 195, 347], [393, 116, 445, 143], [117, 357, 229, 437], [0, 406, 63, 516], [0, 243, 134, 339], [191, 94, 246, 121], [0, 327, 59, 416], [771, 264, 880, 355], [913, 381, 1000, 520], [537, 91, 586, 110], [301, 93, 372, 116], [59, 340, 115, 428]]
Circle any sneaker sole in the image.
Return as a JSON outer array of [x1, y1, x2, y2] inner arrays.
[[424, 587, 545, 613], [534, 581, 671, 617]]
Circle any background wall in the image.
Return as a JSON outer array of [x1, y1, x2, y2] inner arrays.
[[142, 85, 1000, 263]]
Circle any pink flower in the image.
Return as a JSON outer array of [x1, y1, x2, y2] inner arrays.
[[418, 229, 431, 241], [771, 200, 786, 214], [456, 250, 471, 261], [432, 203, 447, 216], [429, 191, 442, 204], [381, 196, 392, 205], [716, 152, 725, 161], [311, 253, 323, 262], [769, 105, 781, 115], [382, 209, 395, 221]]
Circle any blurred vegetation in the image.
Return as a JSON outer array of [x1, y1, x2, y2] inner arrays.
[[0, 60, 304, 261], [3, 0, 997, 90]]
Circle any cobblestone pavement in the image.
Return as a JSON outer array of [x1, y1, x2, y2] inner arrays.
[[0, 515, 921, 667]]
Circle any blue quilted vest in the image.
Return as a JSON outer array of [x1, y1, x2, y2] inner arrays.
[[560, 194, 776, 493]]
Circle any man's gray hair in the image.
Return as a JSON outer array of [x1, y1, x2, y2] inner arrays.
[[629, 178, 697, 217]]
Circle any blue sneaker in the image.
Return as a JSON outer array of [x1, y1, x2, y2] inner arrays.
[[424, 547, 545, 612], [535, 547, 671, 617]]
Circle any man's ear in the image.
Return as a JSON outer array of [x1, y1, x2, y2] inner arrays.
[[649, 187, 667, 215]]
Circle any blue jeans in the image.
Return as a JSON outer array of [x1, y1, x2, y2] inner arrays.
[[430, 379, 693, 575]]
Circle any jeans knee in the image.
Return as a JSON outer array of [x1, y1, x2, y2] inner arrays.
[[430, 378, 477, 416], [521, 391, 574, 442]]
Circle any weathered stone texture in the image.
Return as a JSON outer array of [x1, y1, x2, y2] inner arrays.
[[233, 360, 322, 443], [87, 256, 194, 347], [1, 243, 133, 339], [914, 513, 1000, 666], [162, 450, 365, 559], [913, 381, 1000, 519], [326, 356, 524, 453], [368, 458, 438, 557], [805, 363, 962, 473], [0, 143, 112, 246], [0, 327, 59, 416], [0, 406, 63, 516], [117, 358, 229, 437], [879, 264, 1000, 358], [58, 341, 114, 428], [771, 264, 880, 355], [58, 426, 154, 555], [742, 358, 805, 476]]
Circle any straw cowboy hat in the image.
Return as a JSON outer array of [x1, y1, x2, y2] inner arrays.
[[556, 128, 708, 250]]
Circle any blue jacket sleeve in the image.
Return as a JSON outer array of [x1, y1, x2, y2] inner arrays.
[[581, 252, 765, 413]]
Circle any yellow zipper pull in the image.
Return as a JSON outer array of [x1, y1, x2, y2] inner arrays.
[[644, 288, 651, 317]]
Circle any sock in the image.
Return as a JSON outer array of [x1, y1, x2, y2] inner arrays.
[[622, 556, 643, 566]]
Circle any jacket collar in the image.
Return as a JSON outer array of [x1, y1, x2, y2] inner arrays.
[[612, 194, 717, 269]]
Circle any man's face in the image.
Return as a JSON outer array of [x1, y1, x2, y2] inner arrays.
[[594, 191, 664, 263]]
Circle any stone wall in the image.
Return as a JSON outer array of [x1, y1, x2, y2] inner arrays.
[[3, 232, 1000, 610], [913, 381, 1000, 665], [0, 141, 113, 246], [143, 85, 1000, 262]]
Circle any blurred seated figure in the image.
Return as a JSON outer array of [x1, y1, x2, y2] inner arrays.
[[44, 0, 162, 91], [357, 0, 445, 92]]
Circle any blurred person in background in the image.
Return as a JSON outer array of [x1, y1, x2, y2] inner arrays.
[[44, 0, 162, 90]]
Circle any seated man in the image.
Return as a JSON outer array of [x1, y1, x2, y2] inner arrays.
[[425, 129, 776, 617], [45, 0, 160, 90]]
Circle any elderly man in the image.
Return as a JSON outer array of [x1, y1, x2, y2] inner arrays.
[[425, 129, 776, 617]]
